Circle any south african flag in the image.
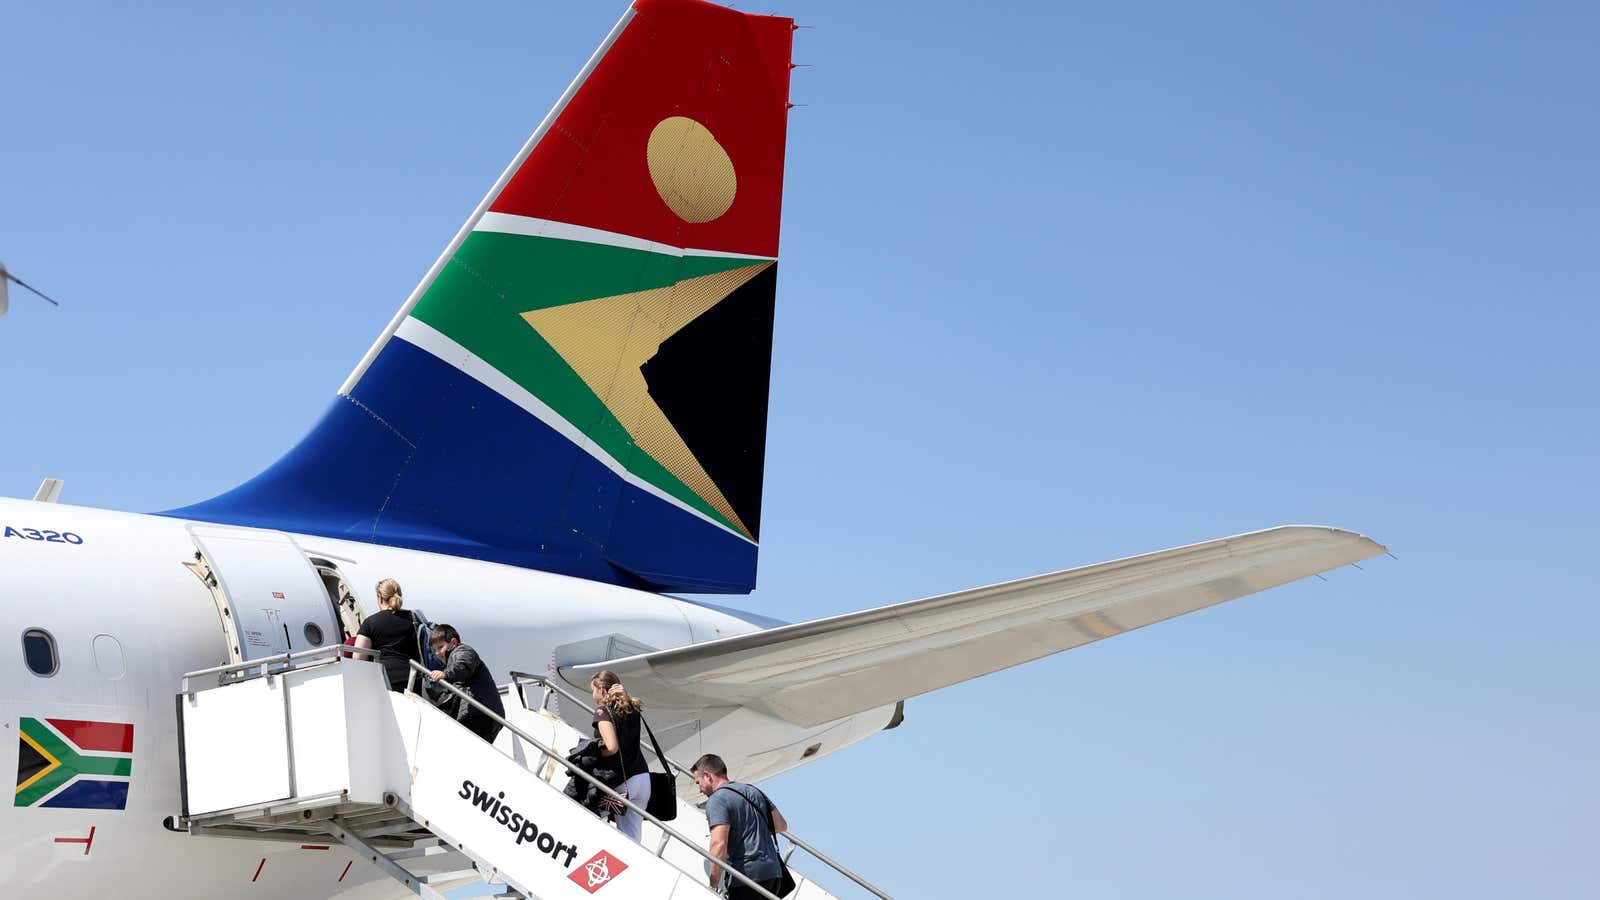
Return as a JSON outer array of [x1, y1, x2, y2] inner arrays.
[[15, 718, 133, 810]]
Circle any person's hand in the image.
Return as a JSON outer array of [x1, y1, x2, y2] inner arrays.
[[428, 670, 444, 682]]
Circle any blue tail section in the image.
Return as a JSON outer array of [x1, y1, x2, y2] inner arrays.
[[165, 338, 758, 592]]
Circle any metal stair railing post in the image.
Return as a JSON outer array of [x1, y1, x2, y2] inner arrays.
[[408, 661, 782, 900], [508, 672, 895, 900]]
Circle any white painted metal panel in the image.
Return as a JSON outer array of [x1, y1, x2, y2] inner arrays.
[[284, 659, 401, 804], [182, 677, 291, 815], [337, 658, 410, 803], [92, 633, 126, 679], [499, 694, 568, 781], [284, 664, 352, 799], [189, 524, 339, 662], [397, 692, 717, 900]]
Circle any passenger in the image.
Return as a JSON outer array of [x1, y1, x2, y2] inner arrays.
[[425, 624, 505, 744], [589, 670, 651, 843], [352, 578, 420, 692], [692, 754, 791, 899]]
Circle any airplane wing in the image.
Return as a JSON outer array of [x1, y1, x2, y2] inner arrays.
[[564, 526, 1385, 728]]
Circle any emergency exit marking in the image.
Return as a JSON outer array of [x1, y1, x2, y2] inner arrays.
[[272, 592, 285, 599], [338, 860, 353, 882], [53, 825, 95, 856], [252, 858, 266, 882]]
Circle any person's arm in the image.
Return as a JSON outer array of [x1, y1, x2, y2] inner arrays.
[[707, 823, 730, 889], [354, 615, 377, 654], [595, 709, 619, 756], [770, 805, 788, 834], [435, 644, 479, 684]]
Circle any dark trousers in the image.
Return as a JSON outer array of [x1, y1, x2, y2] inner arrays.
[[463, 712, 502, 745], [726, 876, 784, 899]]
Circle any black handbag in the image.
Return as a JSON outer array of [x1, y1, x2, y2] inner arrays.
[[720, 785, 797, 897], [638, 714, 678, 822]]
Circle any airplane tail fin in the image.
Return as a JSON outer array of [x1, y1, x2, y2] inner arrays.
[[166, 0, 794, 593]]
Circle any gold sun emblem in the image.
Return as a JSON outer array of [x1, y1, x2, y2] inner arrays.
[[646, 116, 737, 223]]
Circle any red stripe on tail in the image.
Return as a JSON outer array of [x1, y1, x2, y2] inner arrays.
[[489, 0, 794, 258]]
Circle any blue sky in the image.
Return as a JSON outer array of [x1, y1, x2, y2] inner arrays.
[[4, 2, 1597, 897]]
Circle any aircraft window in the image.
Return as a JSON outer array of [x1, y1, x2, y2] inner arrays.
[[21, 628, 58, 677], [303, 622, 324, 647]]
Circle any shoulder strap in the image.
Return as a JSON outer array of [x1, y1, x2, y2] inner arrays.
[[716, 784, 790, 890], [601, 706, 648, 781], [595, 705, 631, 781], [411, 610, 439, 667], [718, 784, 777, 835], [638, 714, 671, 776]]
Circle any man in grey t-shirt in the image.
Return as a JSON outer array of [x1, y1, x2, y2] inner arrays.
[[693, 753, 788, 898]]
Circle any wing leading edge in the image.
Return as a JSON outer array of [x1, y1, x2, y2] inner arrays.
[[565, 526, 1385, 728]]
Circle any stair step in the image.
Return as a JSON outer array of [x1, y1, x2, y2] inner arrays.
[[395, 846, 474, 877]]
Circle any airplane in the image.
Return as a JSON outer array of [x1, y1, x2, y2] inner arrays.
[[0, 0, 1384, 895]]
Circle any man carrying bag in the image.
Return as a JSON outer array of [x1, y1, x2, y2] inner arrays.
[[691, 754, 795, 898]]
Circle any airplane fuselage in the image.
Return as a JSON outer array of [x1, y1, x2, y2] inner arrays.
[[0, 495, 831, 896]]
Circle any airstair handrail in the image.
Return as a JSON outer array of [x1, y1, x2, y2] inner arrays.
[[180, 643, 380, 694], [775, 832, 892, 900], [508, 671, 895, 900], [405, 661, 782, 900], [509, 671, 699, 777]]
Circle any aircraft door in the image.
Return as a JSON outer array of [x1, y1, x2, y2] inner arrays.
[[187, 524, 342, 664]]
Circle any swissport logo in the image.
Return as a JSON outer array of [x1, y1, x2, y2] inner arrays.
[[569, 850, 628, 893], [456, 778, 580, 867], [15, 718, 134, 809]]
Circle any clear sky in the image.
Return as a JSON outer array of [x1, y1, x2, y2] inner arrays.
[[4, 1, 1597, 897]]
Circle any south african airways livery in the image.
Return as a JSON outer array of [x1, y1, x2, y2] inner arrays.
[[0, 0, 1383, 895]]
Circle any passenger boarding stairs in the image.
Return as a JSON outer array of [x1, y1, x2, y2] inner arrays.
[[173, 646, 891, 900]]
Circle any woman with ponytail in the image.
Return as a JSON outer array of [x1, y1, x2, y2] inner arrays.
[[590, 670, 650, 842], [353, 578, 421, 691]]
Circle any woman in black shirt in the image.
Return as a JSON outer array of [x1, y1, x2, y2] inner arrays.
[[590, 669, 650, 843], [353, 578, 420, 691]]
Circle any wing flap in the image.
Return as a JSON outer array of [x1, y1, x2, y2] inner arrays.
[[565, 525, 1385, 727]]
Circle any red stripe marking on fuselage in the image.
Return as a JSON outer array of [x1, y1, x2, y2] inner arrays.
[[338, 860, 353, 882], [53, 825, 95, 856], [301, 844, 330, 850], [252, 858, 266, 882], [45, 719, 134, 753]]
